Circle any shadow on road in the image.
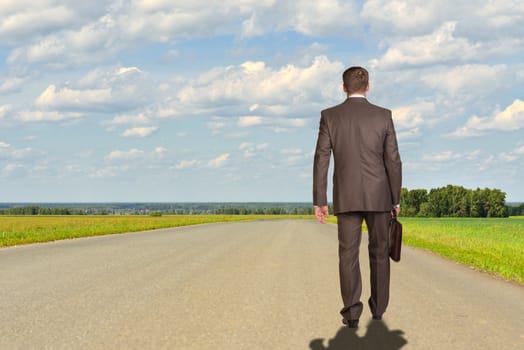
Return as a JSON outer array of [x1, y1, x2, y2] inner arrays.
[[310, 320, 407, 350]]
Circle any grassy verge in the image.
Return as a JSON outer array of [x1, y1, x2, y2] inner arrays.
[[326, 215, 524, 285], [0, 215, 312, 248]]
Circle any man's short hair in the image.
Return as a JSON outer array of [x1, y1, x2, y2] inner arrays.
[[343, 67, 369, 94]]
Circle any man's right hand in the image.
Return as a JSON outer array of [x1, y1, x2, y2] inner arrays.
[[314, 205, 329, 224], [391, 206, 400, 217]]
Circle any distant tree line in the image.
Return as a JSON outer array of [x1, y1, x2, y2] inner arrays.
[[213, 207, 314, 215], [0, 204, 315, 216], [400, 185, 509, 217], [507, 203, 524, 216], [0, 186, 519, 217], [0, 206, 87, 215]]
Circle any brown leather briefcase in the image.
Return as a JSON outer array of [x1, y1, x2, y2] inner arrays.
[[389, 214, 402, 262]]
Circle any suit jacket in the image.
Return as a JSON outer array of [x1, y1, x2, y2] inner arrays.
[[313, 97, 402, 215]]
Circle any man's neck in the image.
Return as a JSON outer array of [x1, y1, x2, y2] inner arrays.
[[348, 92, 366, 98]]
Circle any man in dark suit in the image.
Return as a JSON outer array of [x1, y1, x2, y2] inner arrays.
[[313, 66, 402, 328]]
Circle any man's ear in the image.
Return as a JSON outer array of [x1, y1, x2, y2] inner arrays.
[[366, 83, 371, 92], [342, 84, 348, 94]]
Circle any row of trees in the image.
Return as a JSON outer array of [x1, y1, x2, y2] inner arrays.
[[508, 203, 524, 216], [400, 185, 508, 217], [0, 206, 86, 215], [0, 205, 316, 216], [0, 186, 516, 217]]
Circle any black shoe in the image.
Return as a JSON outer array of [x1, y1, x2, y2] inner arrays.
[[372, 315, 382, 320], [342, 318, 359, 328]]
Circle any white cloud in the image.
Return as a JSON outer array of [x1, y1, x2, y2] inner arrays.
[[498, 152, 518, 162], [33, 66, 150, 114], [421, 64, 509, 96], [419, 149, 483, 166], [117, 66, 142, 75], [156, 107, 178, 119], [241, 0, 359, 37], [0, 142, 10, 148], [0, 76, 30, 94], [236, 115, 310, 130], [238, 142, 269, 158], [283, 118, 308, 127], [105, 113, 151, 125], [153, 147, 167, 156], [448, 99, 524, 138], [105, 149, 145, 161], [281, 148, 303, 155], [175, 56, 343, 118], [89, 166, 120, 178], [370, 21, 522, 69], [423, 151, 457, 162], [392, 101, 434, 129], [238, 116, 264, 127], [3, 163, 25, 173], [4, 1, 359, 68], [36, 84, 112, 110], [285, 150, 314, 166], [208, 153, 230, 168], [17, 110, 83, 123], [0, 105, 12, 119], [514, 145, 524, 155], [175, 159, 201, 170], [362, 1, 442, 34], [495, 144, 524, 163], [121, 126, 158, 138], [397, 127, 421, 140], [0, 4, 75, 43]]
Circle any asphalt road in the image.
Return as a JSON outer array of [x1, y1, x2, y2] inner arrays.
[[1, 220, 523, 349]]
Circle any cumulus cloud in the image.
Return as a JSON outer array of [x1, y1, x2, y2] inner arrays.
[[423, 151, 458, 162], [238, 116, 264, 127], [121, 126, 158, 138], [397, 127, 421, 140], [0, 141, 10, 148], [362, 0, 443, 34], [0, 105, 12, 119], [36, 85, 112, 110], [370, 22, 480, 68], [173, 56, 343, 118], [105, 113, 151, 125], [418, 150, 483, 169], [241, 0, 359, 37], [0, 3, 76, 44], [0, 75, 30, 94], [17, 110, 83, 123], [34, 66, 151, 113], [4, 1, 359, 68], [448, 99, 524, 138], [392, 101, 434, 129], [514, 145, 524, 155], [208, 153, 230, 168], [175, 159, 201, 170], [238, 142, 268, 158], [421, 64, 509, 96], [152, 147, 167, 157]]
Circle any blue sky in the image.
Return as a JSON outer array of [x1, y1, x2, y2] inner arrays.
[[1, 1, 523, 202]]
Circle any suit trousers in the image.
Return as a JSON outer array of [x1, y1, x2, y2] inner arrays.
[[337, 211, 391, 320]]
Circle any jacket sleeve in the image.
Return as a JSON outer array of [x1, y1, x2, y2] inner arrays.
[[384, 112, 402, 206], [313, 112, 332, 206]]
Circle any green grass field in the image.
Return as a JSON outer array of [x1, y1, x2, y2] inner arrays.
[[327, 215, 524, 285], [0, 215, 310, 248]]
